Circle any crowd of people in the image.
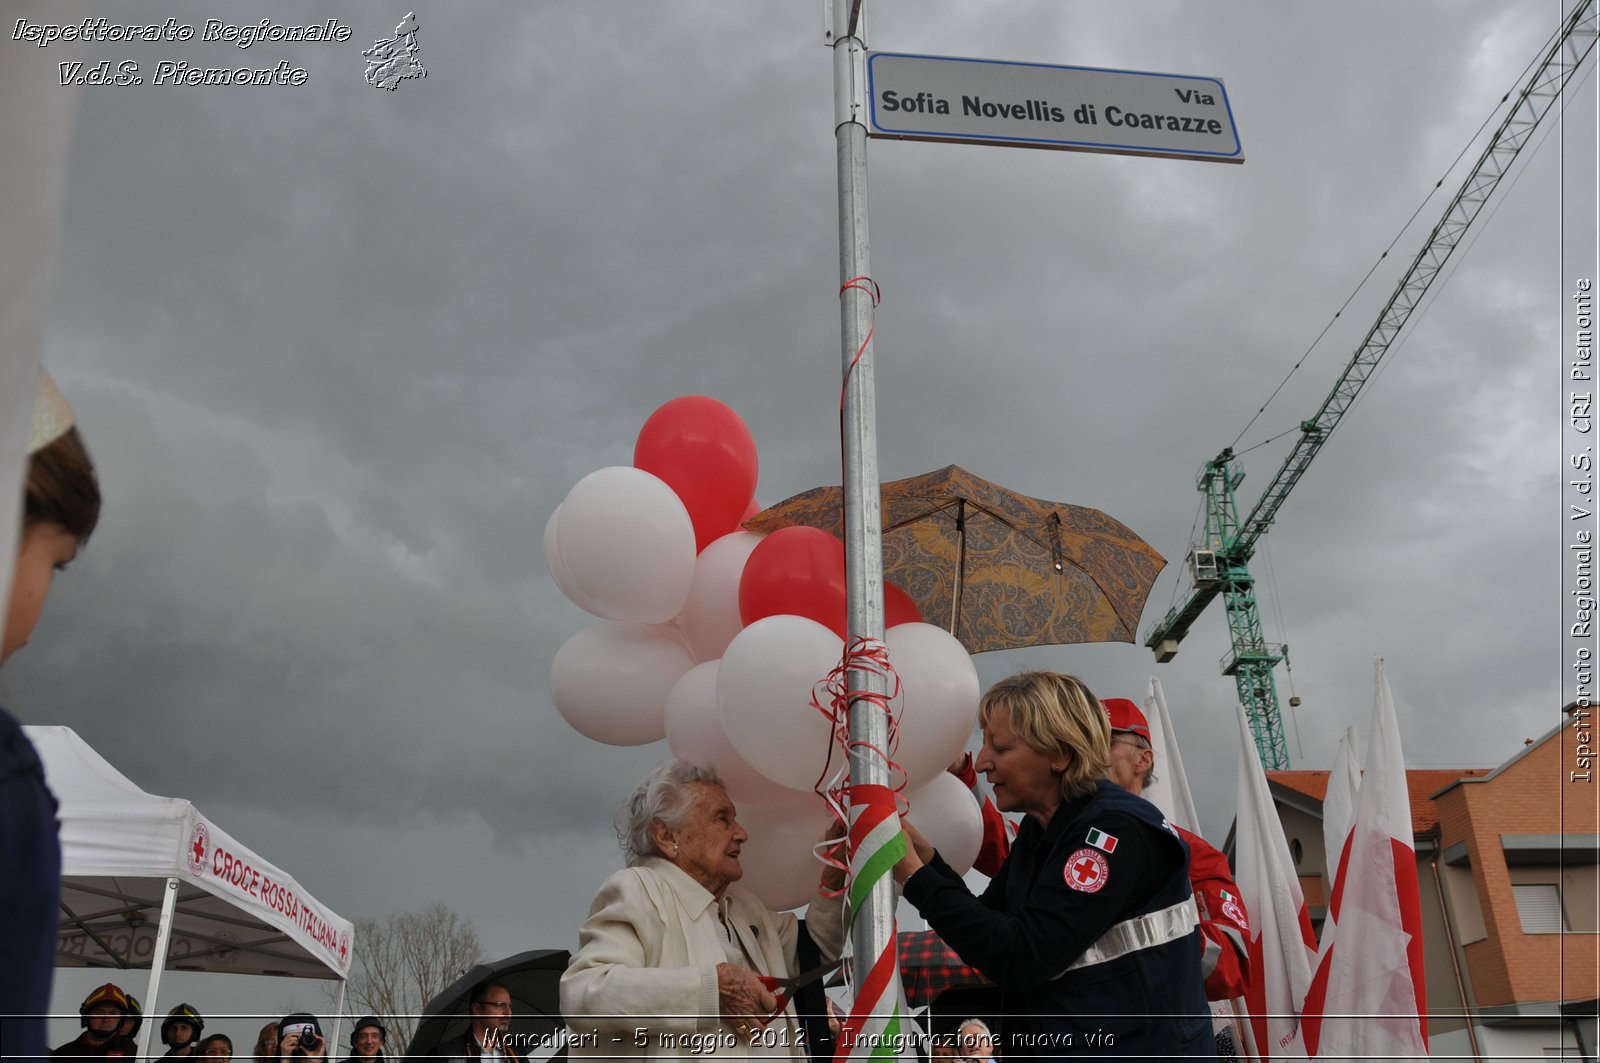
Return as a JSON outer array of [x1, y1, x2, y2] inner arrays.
[[47, 982, 395, 1063]]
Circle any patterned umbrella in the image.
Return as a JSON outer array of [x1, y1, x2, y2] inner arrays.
[[896, 929, 991, 1011], [744, 465, 1165, 653]]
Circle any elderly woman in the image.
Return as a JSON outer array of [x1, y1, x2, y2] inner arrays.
[[561, 761, 844, 1060], [893, 672, 1213, 1060]]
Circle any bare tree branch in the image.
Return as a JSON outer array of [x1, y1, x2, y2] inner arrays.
[[328, 903, 483, 1051]]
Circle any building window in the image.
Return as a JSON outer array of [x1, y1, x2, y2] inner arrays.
[[1513, 884, 1568, 934]]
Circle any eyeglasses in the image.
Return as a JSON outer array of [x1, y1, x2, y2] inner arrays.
[[1111, 736, 1149, 751]]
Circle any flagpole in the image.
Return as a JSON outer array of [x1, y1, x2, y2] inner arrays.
[[829, 0, 896, 1035], [1228, 998, 1260, 1063]]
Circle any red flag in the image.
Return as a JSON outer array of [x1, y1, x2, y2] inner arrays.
[[1232, 702, 1317, 1060], [1299, 659, 1428, 1058]]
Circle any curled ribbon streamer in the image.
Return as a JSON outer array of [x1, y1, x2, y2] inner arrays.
[[812, 639, 909, 855], [810, 639, 906, 786], [837, 275, 882, 412], [814, 765, 852, 898]]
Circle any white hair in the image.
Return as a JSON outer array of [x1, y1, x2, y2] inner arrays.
[[617, 760, 724, 866], [1122, 731, 1160, 788], [957, 1019, 992, 1040]]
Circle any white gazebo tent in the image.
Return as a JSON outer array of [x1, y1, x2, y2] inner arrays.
[[29, 726, 356, 1056]]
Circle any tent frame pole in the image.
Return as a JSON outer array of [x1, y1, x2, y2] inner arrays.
[[137, 877, 180, 1059], [329, 981, 348, 1054]]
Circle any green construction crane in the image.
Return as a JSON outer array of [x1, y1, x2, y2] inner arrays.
[[1144, 0, 1597, 769]]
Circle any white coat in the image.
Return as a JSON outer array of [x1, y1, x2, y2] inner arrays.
[[560, 858, 844, 1061]]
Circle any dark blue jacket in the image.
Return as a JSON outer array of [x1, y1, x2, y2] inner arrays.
[[904, 780, 1214, 1059], [0, 706, 60, 1061]]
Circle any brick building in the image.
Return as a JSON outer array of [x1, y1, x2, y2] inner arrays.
[[1261, 706, 1597, 1060]]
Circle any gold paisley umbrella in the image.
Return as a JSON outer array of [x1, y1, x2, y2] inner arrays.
[[744, 465, 1165, 654]]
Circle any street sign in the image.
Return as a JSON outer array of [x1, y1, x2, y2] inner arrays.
[[866, 51, 1243, 163]]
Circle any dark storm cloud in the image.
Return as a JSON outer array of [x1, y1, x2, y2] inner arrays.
[[5, 1, 1589, 985]]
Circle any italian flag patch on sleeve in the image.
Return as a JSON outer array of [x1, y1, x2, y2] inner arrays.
[[1085, 827, 1119, 853]]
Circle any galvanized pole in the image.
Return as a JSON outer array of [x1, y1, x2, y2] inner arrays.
[[829, 0, 895, 1013]]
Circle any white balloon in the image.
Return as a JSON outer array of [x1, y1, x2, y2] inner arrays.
[[719, 615, 845, 792], [680, 530, 764, 662], [734, 793, 835, 912], [550, 621, 693, 746], [886, 623, 981, 790], [664, 661, 808, 804], [905, 772, 984, 876], [555, 466, 696, 625], [544, 504, 603, 614]]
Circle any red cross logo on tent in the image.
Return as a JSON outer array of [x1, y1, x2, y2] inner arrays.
[[187, 822, 210, 875], [1064, 847, 1109, 893], [339, 930, 350, 968]]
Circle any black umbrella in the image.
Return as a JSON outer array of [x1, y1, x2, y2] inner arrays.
[[406, 948, 570, 1061]]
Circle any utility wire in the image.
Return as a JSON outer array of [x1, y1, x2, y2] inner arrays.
[[1229, 58, 1594, 459], [1226, 17, 1566, 452]]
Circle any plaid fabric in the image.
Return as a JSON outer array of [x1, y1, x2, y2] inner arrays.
[[898, 930, 991, 1010]]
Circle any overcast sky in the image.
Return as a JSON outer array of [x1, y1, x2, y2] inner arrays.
[[8, 0, 1595, 1039]]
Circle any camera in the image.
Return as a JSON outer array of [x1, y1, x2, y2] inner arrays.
[[297, 1034, 322, 1053]]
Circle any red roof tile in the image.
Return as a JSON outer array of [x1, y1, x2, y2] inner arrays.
[[1267, 768, 1490, 837]]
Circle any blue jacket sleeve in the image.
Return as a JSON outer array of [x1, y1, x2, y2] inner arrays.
[[902, 811, 1170, 991]]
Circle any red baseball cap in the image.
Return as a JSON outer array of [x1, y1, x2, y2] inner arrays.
[[1102, 698, 1151, 741]]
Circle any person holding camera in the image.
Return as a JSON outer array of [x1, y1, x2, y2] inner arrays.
[[277, 1015, 327, 1062]]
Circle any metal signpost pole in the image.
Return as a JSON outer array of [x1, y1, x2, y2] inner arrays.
[[829, 0, 895, 1021]]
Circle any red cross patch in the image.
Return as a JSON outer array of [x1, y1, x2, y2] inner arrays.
[[1222, 896, 1249, 930], [1064, 847, 1109, 893]]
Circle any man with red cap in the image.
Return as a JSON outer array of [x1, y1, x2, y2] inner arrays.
[[1101, 696, 1252, 1059], [1100, 697, 1251, 1004]]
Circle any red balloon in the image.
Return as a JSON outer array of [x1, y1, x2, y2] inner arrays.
[[739, 527, 849, 638], [739, 526, 925, 638], [634, 396, 759, 553], [884, 581, 925, 628]]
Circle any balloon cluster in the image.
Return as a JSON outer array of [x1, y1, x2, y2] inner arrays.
[[546, 396, 984, 907]]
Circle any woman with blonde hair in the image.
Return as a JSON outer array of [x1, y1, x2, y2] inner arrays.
[[893, 672, 1213, 1059]]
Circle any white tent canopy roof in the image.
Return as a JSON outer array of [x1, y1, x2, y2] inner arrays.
[[31, 725, 354, 981]]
